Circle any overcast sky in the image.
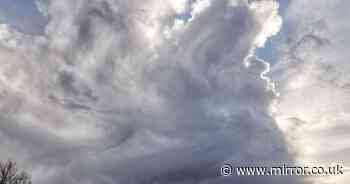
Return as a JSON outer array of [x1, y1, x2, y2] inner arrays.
[[0, 0, 349, 184]]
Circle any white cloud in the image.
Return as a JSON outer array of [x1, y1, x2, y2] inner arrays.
[[273, 0, 350, 183]]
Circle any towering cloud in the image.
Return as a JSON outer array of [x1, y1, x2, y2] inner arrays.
[[0, 0, 297, 183]]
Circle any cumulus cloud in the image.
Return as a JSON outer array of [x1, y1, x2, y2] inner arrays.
[[0, 0, 298, 183], [272, 0, 350, 183]]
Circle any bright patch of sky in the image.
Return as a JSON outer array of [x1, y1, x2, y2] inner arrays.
[[256, 0, 289, 65], [0, 0, 47, 34], [176, 12, 192, 21]]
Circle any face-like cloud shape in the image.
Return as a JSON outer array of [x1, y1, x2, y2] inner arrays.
[[272, 0, 350, 183], [0, 0, 300, 183]]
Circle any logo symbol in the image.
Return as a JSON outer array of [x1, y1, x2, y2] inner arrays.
[[221, 164, 233, 176]]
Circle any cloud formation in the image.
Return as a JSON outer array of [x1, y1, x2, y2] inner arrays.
[[0, 0, 298, 183], [273, 0, 350, 183]]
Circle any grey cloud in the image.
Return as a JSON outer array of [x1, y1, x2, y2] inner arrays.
[[0, 0, 301, 184]]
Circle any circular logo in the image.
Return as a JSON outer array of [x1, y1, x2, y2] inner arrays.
[[221, 164, 233, 176]]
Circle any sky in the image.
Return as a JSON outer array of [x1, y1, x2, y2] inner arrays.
[[0, 0, 349, 184], [0, 0, 47, 34]]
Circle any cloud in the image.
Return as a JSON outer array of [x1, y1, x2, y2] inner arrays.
[[272, 0, 350, 183], [0, 0, 300, 183]]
